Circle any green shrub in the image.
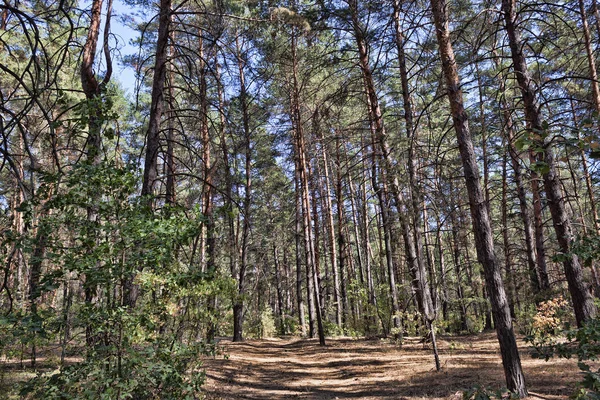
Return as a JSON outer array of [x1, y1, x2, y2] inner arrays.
[[21, 341, 206, 399]]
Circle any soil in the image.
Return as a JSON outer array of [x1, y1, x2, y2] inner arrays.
[[202, 333, 581, 399]]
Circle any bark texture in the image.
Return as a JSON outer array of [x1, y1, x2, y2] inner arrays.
[[430, 0, 527, 395]]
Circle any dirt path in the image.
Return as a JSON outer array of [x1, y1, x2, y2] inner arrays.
[[202, 333, 580, 399]]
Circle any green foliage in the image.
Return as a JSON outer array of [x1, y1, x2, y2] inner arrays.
[[5, 161, 212, 399], [524, 230, 600, 399], [398, 311, 424, 337], [246, 307, 277, 339], [346, 279, 378, 336], [572, 233, 600, 269], [21, 341, 206, 399], [279, 314, 299, 336], [514, 304, 538, 337], [259, 308, 277, 339], [527, 317, 600, 399]]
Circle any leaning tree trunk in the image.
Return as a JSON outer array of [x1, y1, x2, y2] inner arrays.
[[577, 0, 600, 260], [430, 0, 527, 395], [502, 0, 596, 326], [353, 0, 435, 348]]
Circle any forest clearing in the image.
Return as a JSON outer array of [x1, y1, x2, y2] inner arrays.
[[202, 334, 580, 400]]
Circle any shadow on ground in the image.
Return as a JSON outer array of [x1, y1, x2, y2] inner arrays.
[[202, 333, 579, 399]]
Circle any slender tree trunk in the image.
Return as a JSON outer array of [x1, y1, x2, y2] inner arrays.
[[374, 168, 401, 335], [493, 48, 545, 291], [310, 164, 325, 314], [359, 154, 378, 326], [274, 245, 285, 334], [577, 0, 600, 246], [27, 214, 47, 367], [355, 0, 433, 344], [216, 58, 237, 289], [233, 34, 253, 342], [502, 151, 517, 318], [319, 126, 342, 329], [80, 0, 112, 345], [435, 219, 449, 321], [335, 137, 350, 328], [430, 0, 527, 394], [12, 132, 25, 310], [568, 100, 600, 295], [295, 173, 307, 336], [530, 166, 550, 288], [283, 250, 293, 318], [165, 29, 176, 205], [289, 27, 325, 345], [592, 0, 600, 39], [393, 0, 439, 367]]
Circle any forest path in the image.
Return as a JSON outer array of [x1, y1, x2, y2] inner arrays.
[[202, 332, 578, 399]]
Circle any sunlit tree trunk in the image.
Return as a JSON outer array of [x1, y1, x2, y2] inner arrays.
[[318, 123, 342, 328]]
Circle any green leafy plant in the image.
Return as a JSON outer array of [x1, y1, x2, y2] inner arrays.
[[7, 161, 213, 399]]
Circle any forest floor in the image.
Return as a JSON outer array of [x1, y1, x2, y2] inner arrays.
[[202, 332, 581, 400]]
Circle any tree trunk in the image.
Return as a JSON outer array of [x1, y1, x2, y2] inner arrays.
[[141, 0, 171, 199], [80, 0, 111, 346], [493, 47, 545, 291], [392, 3, 438, 364], [295, 173, 307, 336], [502, 0, 596, 326], [290, 27, 325, 345], [430, 0, 527, 394], [580, 0, 600, 114], [274, 245, 285, 334], [233, 34, 252, 342], [502, 151, 517, 318], [165, 29, 176, 205], [335, 138, 349, 328]]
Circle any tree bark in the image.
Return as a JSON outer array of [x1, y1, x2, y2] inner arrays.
[[502, 0, 596, 326], [430, 0, 527, 394], [141, 0, 171, 199]]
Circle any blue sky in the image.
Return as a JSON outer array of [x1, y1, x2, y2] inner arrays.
[[110, 0, 142, 95]]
